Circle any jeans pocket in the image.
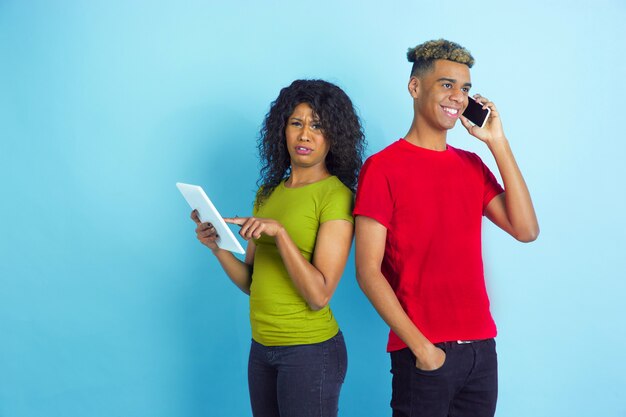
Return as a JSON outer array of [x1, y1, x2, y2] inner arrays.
[[413, 343, 448, 375], [334, 332, 348, 383]]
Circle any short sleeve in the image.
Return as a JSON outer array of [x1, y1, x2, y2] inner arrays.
[[481, 160, 504, 212], [252, 186, 269, 217], [353, 157, 394, 229], [252, 192, 260, 217], [319, 184, 354, 224]]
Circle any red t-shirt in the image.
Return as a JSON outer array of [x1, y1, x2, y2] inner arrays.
[[354, 139, 504, 351]]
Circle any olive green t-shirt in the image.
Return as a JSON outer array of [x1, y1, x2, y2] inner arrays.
[[250, 176, 354, 346]]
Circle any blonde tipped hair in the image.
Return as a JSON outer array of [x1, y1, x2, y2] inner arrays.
[[407, 39, 474, 77]]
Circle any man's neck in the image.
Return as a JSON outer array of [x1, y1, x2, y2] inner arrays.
[[404, 118, 448, 151]]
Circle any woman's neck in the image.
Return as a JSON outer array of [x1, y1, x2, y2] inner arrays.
[[285, 165, 330, 188]]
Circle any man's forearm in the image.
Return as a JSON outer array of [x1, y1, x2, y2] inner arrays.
[[488, 137, 539, 241], [356, 268, 433, 357]]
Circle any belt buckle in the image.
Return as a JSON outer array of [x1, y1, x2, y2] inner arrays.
[[456, 340, 474, 344]]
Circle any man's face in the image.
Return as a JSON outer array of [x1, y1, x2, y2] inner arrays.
[[412, 59, 472, 131]]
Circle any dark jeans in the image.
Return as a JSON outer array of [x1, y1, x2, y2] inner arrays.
[[390, 338, 498, 417], [248, 331, 347, 417]]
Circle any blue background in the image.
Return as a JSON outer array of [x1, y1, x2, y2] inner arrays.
[[1, 1, 625, 416]]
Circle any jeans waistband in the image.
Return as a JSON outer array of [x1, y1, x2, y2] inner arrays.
[[435, 338, 493, 348]]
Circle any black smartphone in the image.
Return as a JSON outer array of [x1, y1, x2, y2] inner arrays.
[[462, 96, 490, 128]]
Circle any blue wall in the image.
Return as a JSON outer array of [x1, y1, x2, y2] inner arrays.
[[1, 1, 625, 416]]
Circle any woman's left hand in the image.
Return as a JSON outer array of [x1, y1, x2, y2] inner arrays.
[[224, 216, 284, 240]]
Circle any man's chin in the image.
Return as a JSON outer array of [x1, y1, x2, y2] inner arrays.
[[438, 119, 457, 130]]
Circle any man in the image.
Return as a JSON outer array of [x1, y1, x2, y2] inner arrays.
[[354, 39, 539, 417]]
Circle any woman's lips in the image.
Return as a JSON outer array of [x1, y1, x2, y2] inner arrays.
[[295, 146, 313, 155]]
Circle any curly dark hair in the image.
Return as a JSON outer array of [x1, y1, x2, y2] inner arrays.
[[255, 79, 365, 208]]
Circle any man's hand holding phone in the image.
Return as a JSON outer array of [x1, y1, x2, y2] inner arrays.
[[460, 94, 506, 145]]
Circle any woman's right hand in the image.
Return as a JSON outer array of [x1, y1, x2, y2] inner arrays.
[[191, 210, 220, 251]]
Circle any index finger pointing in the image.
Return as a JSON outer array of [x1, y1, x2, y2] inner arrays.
[[223, 217, 247, 227]]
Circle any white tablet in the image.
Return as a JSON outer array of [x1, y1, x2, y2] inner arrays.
[[176, 182, 245, 254]]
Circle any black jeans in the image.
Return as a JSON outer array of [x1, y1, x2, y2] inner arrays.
[[248, 331, 347, 417], [390, 338, 498, 417]]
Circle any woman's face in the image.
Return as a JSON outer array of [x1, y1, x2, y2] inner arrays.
[[284, 103, 330, 170]]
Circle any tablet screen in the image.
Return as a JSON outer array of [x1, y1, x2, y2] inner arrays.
[[176, 182, 245, 254]]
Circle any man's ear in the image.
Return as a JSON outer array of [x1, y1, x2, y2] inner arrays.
[[408, 76, 420, 99]]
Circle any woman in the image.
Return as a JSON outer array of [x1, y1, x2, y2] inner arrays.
[[190, 79, 365, 417]]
